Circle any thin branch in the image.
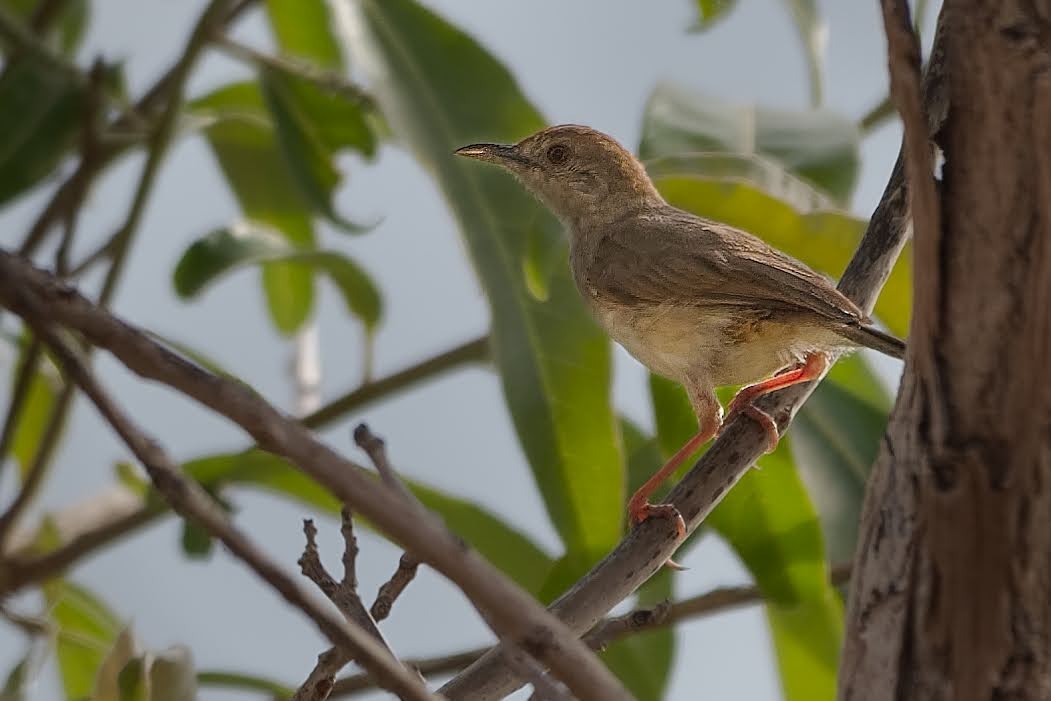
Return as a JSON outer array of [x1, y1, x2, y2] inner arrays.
[[502, 645, 571, 701], [0, 253, 634, 701], [292, 648, 347, 701], [329, 561, 853, 698], [0, 3, 83, 80], [17, 0, 261, 258], [340, 507, 358, 591], [1, 337, 489, 591], [372, 553, 420, 623], [859, 95, 895, 135], [212, 33, 376, 109], [13, 307, 436, 701], [302, 336, 489, 431]]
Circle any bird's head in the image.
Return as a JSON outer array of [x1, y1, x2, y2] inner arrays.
[[455, 125, 663, 228]]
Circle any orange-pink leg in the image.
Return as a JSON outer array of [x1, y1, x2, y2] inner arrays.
[[628, 386, 721, 540], [723, 352, 829, 452]]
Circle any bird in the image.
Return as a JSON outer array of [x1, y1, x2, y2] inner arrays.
[[455, 125, 905, 540]]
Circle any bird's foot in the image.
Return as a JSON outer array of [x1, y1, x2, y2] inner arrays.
[[629, 499, 687, 540], [721, 399, 780, 454]]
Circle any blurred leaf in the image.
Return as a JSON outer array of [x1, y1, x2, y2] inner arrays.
[[190, 82, 316, 334], [780, 0, 825, 106], [649, 386, 842, 701], [640, 83, 858, 202], [272, 71, 376, 157], [43, 580, 123, 700], [652, 174, 911, 337], [260, 69, 370, 233], [92, 627, 138, 701], [0, 653, 33, 701], [179, 521, 214, 560], [148, 647, 196, 701], [116, 658, 145, 701], [690, 0, 737, 31], [0, 54, 84, 206], [7, 363, 58, 480], [601, 569, 675, 701], [173, 226, 381, 334], [790, 354, 890, 562], [264, 0, 343, 69], [0, 0, 89, 56], [184, 450, 554, 594], [342, 0, 625, 562]]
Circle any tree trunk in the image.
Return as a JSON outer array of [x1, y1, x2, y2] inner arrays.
[[838, 2, 1051, 700]]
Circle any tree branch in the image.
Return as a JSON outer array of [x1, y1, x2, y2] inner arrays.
[[1, 336, 489, 590], [0, 252, 634, 701], [12, 301, 436, 701], [326, 561, 852, 698]]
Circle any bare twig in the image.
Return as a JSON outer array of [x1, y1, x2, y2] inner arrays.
[[340, 507, 358, 591], [503, 645, 571, 701], [372, 553, 420, 623], [11, 307, 435, 701], [353, 424, 422, 511], [2, 338, 489, 590], [0, 253, 633, 701], [212, 33, 376, 108], [292, 648, 346, 701], [329, 562, 852, 698], [0, 602, 49, 636], [583, 601, 670, 652], [301, 336, 488, 431]]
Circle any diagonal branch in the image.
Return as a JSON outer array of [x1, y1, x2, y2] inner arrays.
[[0, 252, 634, 701], [9, 300, 436, 701]]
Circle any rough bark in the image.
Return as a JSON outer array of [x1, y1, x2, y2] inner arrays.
[[839, 2, 1051, 700]]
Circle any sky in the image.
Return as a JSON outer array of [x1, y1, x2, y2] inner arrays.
[[0, 1, 935, 699]]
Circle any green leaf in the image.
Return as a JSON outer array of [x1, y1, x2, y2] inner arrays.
[[184, 450, 554, 594], [190, 82, 317, 334], [173, 226, 382, 334], [0, 653, 33, 701], [92, 627, 138, 701], [601, 569, 675, 701], [790, 354, 890, 563], [116, 658, 146, 701], [689, 0, 737, 32], [260, 68, 370, 233], [7, 363, 59, 480], [0, 0, 89, 56], [342, 0, 624, 561], [179, 521, 214, 560], [649, 387, 842, 701], [43, 580, 123, 700], [0, 54, 84, 206], [270, 71, 377, 157], [264, 0, 343, 69], [640, 83, 858, 202], [780, 0, 825, 106], [651, 174, 911, 337]]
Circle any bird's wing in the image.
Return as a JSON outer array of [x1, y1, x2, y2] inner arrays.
[[587, 208, 865, 325]]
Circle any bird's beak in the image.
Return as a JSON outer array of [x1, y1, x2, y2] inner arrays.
[[454, 143, 532, 168]]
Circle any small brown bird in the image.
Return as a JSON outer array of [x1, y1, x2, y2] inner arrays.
[[456, 125, 904, 538]]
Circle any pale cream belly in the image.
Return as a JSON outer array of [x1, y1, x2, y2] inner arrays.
[[595, 302, 843, 388]]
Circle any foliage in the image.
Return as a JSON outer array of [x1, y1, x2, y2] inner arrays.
[[0, 0, 910, 699]]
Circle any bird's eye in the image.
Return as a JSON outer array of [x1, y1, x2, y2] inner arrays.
[[546, 144, 569, 165]]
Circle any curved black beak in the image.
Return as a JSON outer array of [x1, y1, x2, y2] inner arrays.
[[454, 143, 532, 168]]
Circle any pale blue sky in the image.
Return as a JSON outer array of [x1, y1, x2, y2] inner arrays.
[[0, 1, 934, 699]]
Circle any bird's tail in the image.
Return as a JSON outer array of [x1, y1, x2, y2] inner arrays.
[[841, 323, 906, 359]]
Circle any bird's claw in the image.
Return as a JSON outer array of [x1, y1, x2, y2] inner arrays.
[[629, 501, 687, 539], [721, 401, 780, 454]]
